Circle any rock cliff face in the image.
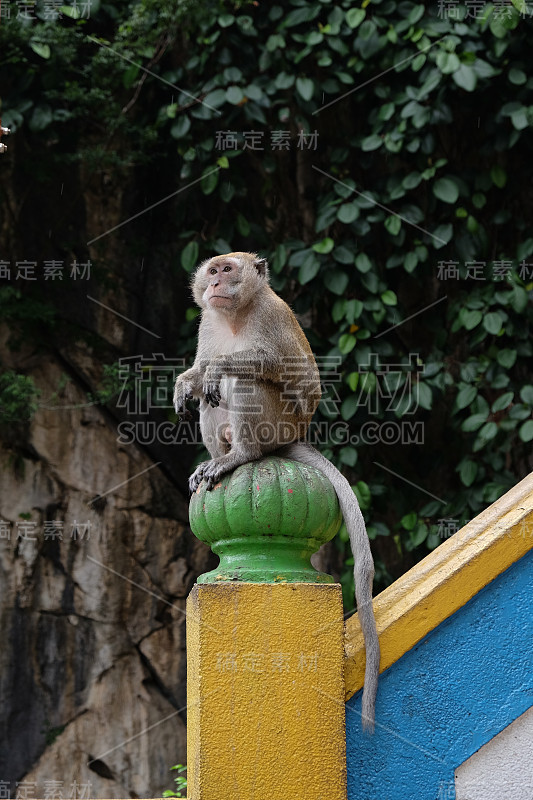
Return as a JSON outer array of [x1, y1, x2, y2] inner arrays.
[[0, 342, 210, 797], [0, 123, 219, 797]]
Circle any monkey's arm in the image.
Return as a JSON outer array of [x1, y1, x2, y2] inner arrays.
[[202, 347, 313, 408], [173, 366, 204, 416]]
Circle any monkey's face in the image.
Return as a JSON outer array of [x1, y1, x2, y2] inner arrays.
[[192, 252, 270, 312], [203, 258, 240, 310]]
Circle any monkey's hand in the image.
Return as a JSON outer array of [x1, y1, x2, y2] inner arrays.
[[203, 363, 222, 408], [173, 377, 193, 420]]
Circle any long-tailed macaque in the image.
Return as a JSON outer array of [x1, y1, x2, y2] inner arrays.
[[173, 252, 379, 731]]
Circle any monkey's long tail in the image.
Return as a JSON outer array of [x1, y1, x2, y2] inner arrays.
[[277, 441, 380, 733]]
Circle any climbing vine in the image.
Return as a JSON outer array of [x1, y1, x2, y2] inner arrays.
[[1, 0, 532, 592]]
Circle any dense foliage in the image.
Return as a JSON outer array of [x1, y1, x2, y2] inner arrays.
[[1, 0, 532, 596]]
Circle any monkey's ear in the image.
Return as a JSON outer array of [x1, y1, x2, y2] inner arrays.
[[254, 256, 269, 279]]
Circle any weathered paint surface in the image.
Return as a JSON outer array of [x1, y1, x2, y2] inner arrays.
[[455, 706, 533, 799], [345, 471, 533, 698], [345, 548, 533, 798], [187, 582, 347, 800], [189, 457, 342, 584]]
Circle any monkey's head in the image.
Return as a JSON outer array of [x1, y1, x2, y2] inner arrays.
[[192, 252, 270, 313]]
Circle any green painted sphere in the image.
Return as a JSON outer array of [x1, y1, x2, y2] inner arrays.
[[189, 457, 343, 584]]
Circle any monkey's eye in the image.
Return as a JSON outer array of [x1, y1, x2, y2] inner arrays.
[[223, 266, 232, 272], [209, 268, 217, 275]]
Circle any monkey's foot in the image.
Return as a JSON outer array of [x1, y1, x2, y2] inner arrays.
[[189, 456, 237, 493]]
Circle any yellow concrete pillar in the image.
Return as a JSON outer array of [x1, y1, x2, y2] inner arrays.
[[186, 582, 347, 800]]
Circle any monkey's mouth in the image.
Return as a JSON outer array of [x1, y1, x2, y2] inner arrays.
[[209, 295, 233, 303]]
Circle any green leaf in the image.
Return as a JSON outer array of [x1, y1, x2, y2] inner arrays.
[[432, 224, 453, 247], [296, 77, 314, 102], [497, 349, 517, 369], [337, 203, 359, 224], [272, 245, 287, 274], [283, 6, 320, 27], [332, 299, 346, 323], [379, 102, 395, 121], [404, 252, 418, 273], [299, 254, 320, 285], [412, 53, 426, 72], [30, 42, 51, 59], [520, 386, 533, 406], [492, 392, 513, 413], [333, 246, 354, 264], [361, 133, 382, 151], [275, 72, 295, 90], [354, 481, 372, 510], [417, 382, 433, 410], [433, 177, 459, 204], [339, 334, 357, 355], [510, 107, 529, 131], [346, 8, 366, 28], [452, 64, 477, 92], [324, 270, 349, 295], [510, 286, 528, 313], [475, 421, 498, 445], [203, 89, 227, 108], [341, 395, 359, 421], [218, 13, 235, 27], [459, 459, 478, 487], [226, 86, 244, 105], [359, 373, 376, 393], [401, 512, 417, 531], [181, 241, 199, 272], [456, 385, 477, 410], [347, 299, 364, 320], [216, 155, 229, 169], [483, 312, 504, 335], [347, 372, 359, 392], [410, 523, 428, 548], [219, 182, 235, 203], [491, 165, 507, 188], [340, 446, 358, 467], [61, 4, 81, 18], [461, 413, 487, 432], [510, 405, 531, 421], [266, 34, 286, 51], [355, 253, 372, 273], [436, 51, 460, 75], [509, 67, 527, 85], [313, 237, 334, 254], [381, 290, 397, 306], [462, 310, 482, 331], [171, 116, 191, 139], [519, 420, 533, 442], [201, 167, 219, 195], [384, 215, 401, 236]]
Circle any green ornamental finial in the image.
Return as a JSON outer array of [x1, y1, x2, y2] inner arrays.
[[189, 456, 342, 583]]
